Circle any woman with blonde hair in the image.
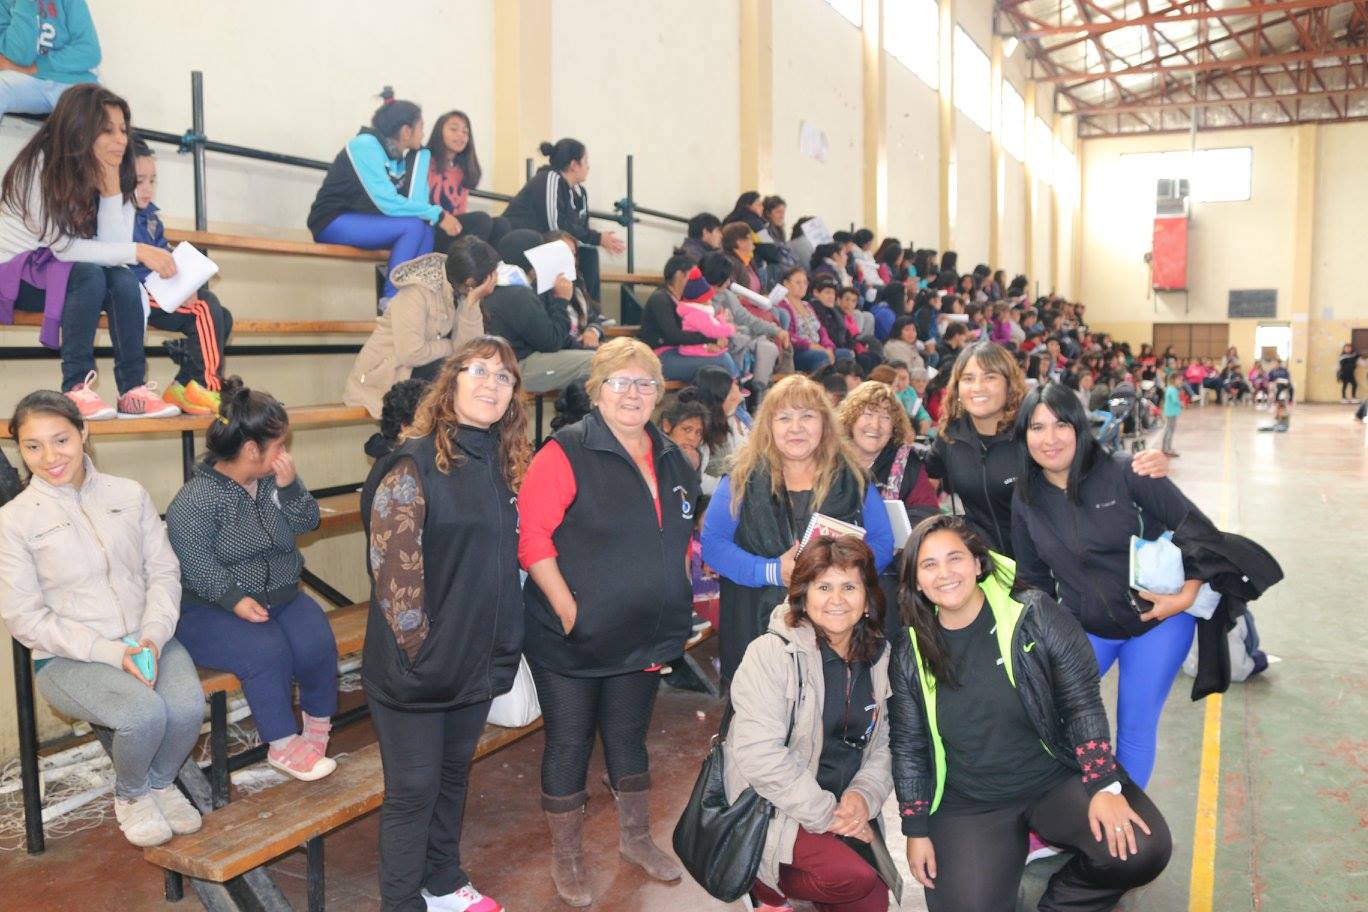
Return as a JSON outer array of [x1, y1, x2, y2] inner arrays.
[[362, 335, 531, 912], [701, 374, 895, 685], [926, 341, 1168, 557], [518, 337, 699, 907], [838, 381, 939, 520]]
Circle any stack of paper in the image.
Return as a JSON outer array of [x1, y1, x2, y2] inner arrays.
[[142, 242, 219, 313]]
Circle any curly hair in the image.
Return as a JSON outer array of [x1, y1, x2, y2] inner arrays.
[[837, 380, 912, 447], [937, 340, 1027, 440], [403, 336, 531, 490]]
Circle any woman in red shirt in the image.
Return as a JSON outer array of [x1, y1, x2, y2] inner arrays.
[[425, 110, 508, 249]]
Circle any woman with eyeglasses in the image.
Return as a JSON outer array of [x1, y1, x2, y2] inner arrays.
[[518, 338, 700, 907], [361, 335, 531, 912]]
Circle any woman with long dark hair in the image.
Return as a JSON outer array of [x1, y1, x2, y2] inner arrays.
[[308, 89, 459, 300], [362, 336, 530, 912], [889, 515, 1170, 911], [0, 83, 180, 419], [424, 109, 508, 250], [683, 365, 751, 496]]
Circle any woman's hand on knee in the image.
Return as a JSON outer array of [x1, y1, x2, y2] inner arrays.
[[906, 836, 936, 889], [233, 597, 271, 623], [829, 791, 871, 840], [122, 643, 155, 688], [1088, 790, 1152, 860]]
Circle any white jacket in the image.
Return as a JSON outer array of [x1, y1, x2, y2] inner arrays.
[[0, 154, 138, 266], [0, 459, 181, 668]]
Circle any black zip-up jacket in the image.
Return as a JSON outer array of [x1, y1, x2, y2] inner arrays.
[[483, 283, 572, 362], [166, 463, 320, 611], [1011, 452, 1200, 640], [889, 586, 1122, 837], [925, 415, 1018, 556], [638, 286, 710, 350], [522, 411, 699, 677], [813, 300, 855, 349], [501, 166, 601, 246], [360, 430, 522, 710]]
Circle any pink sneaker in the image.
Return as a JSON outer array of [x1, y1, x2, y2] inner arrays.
[[422, 883, 503, 912], [117, 382, 181, 419], [267, 736, 336, 782], [65, 370, 116, 420]]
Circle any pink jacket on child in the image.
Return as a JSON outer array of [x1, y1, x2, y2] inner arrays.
[[675, 300, 735, 358]]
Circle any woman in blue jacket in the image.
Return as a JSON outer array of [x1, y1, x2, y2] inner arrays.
[[308, 89, 462, 300], [0, 0, 100, 117], [1010, 382, 1206, 789]]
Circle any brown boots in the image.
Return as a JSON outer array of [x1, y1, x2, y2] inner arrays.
[[612, 773, 683, 883], [543, 777, 683, 907], [543, 791, 593, 907]]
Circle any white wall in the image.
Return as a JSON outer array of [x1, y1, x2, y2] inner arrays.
[[1001, 157, 1026, 277], [953, 111, 990, 267], [884, 59, 939, 249]]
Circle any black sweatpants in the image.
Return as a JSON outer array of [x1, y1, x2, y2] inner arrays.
[[145, 289, 233, 390], [529, 663, 660, 798], [369, 697, 492, 912], [924, 776, 1171, 912]]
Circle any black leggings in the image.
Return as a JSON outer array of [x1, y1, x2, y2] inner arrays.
[[1342, 377, 1358, 399], [924, 776, 1171, 912], [529, 663, 660, 799]]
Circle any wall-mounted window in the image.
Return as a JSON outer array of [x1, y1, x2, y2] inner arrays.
[[953, 26, 991, 131], [885, 0, 939, 89], [1118, 147, 1253, 202], [1001, 81, 1025, 161], [825, 0, 862, 27]]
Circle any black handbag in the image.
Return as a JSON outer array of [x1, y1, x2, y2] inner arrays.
[[672, 632, 801, 902]]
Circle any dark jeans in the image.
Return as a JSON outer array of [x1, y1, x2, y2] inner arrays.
[[924, 776, 1170, 912], [14, 262, 144, 393], [577, 244, 601, 303], [370, 697, 492, 912], [794, 346, 833, 373], [175, 592, 338, 742], [529, 663, 660, 797], [657, 348, 740, 382], [145, 288, 233, 389]]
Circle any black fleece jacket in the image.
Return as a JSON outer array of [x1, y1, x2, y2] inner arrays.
[[482, 284, 571, 362], [638, 286, 710, 350], [925, 415, 1018, 556]]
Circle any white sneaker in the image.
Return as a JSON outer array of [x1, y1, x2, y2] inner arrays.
[[422, 883, 504, 912], [114, 793, 173, 847], [151, 785, 203, 835]]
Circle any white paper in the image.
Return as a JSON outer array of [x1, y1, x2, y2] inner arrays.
[[730, 282, 772, 309], [884, 500, 913, 549], [800, 216, 833, 245], [524, 240, 577, 294], [768, 284, 789, 307], [142, 242, 219, 313]]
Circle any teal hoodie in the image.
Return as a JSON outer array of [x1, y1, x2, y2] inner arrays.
[[0, 0, 100, 85]]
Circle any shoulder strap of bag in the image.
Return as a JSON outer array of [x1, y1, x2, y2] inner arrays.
[[884, 443, 914, 498]]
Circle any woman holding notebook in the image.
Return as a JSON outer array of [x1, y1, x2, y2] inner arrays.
[[701, 374, 895, 684]]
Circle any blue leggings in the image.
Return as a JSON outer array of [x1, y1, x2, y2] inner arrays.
[[1088, 611, 1197, 788], [315, 212, 435, 297], [175, 592, 339, 742]]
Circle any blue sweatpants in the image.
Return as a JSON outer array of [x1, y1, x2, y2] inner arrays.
[[315, 212, 435, 297], [175, 592, 339, 742], [1088, 611, 1197, 789]]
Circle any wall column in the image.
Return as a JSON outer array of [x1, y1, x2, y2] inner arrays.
[[989, 35, 1004, 269], [862, 0, 888, 235], [492, 0, 552, 194], [1289, 123, 1317, 392], [740, 0, 775, 192], [1049, 109, 1062, 294], [1023, 79, 1036, 292], [938, 0, 955, 251]]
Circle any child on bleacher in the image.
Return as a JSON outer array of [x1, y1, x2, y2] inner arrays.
[[131, 139, 233, 415], [673, 265, 736, 357], [0, 391, 204, 848], [166, 379, 339, 781], [0, 83, 179, 419]]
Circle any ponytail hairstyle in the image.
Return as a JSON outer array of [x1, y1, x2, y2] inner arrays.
[[8, 390, 90, 484], [370, 86, 422, 142], [539, 138, 586, 173], [204, 377, 289, 465], [896, 514, 1008, 685], [1, 83, 136, 242], [786, 535, 887, 664], [426, 110, 482, 190]]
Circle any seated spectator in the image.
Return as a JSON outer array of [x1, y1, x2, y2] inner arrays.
[[363, 378, 428, 460], [681, 212, 722, 263], [424, 109, 508, 251], [934, 249, 959, 289], [308, 90, 457, 302], [851, 228, 881, 292], [988, 302, 1013, 345], [684, 366, 752, 496], [837, 285, 884, 373], [724, 191, 786, 276], [502, 138, 625, 301], [727, 537, 900, 912], [788, 216, 817, 274], [542, 230, 607, 349], [660, 395, 710, 476], [699, 250, 791, 391], [549, 377, 593, 435], [673, 265, 736, 358], [884, 316, 925, 372], [759, 194, 798, 273], [773, 266, 834, 373], [128, 139, 235, 417], [721, 221, 763, 295], [0, 390, 204, 848], [0, 84, 179, 419], [880, 362, 932, 434], [936, 322, 969, 368], [638, 252, 738, 381], [809, 276, 857, 356], [345, 247, 487, 418], [0, 0, 99, 117], [166, 380, 338, 782], [810, 243, 852, 289], [1182, 358, 1207, 402], [839, 381, 939, 519]]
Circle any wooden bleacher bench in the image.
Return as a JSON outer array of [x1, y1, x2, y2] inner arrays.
[[5, 310, 377, 335], [165, 228, 387, 263], [313, 491, 362, 536]]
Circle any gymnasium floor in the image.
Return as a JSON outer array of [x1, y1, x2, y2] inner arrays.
[[2, 403, 1364, 911]]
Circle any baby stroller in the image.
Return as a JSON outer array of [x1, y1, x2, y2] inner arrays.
[[1093, 381, 1161, 452]]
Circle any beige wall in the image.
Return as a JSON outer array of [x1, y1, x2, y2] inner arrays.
[[1309, 122, 1368, 402], [954, 111, 991, 269], [884, 60, 939, 249]]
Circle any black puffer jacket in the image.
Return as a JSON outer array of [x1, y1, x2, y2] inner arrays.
[[889, 578, 1123, 837]]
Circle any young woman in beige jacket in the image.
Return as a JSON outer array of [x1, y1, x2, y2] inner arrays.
[[0, 391, 204, 849], [344, 248, 488, 418], [723, 535, 903, 912]]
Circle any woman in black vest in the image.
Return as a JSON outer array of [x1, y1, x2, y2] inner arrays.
[[518, 337, 699, 907], [700, 374, 897, 686], [362, 335, 531, 912]]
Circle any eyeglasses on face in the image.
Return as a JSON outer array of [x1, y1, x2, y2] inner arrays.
[[458, 364, 516, 388], [602, 376, 660, 396]]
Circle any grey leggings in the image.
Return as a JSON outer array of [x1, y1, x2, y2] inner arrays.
[[36, 638, 204, 799], [1161, 414, 1178, 452]]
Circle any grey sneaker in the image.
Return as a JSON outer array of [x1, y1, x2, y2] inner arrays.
[[151, 786, 203, 835], [114, 793, 173, 847]]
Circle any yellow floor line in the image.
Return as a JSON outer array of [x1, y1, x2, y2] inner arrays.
[[1188, 408, 1233, 912]]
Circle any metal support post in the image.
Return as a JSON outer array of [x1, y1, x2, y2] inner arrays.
[[12, 639, 43, 854], [209, 690, 229, 807], [190, 72, 207, 232], [306, 837, 326, 912]]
